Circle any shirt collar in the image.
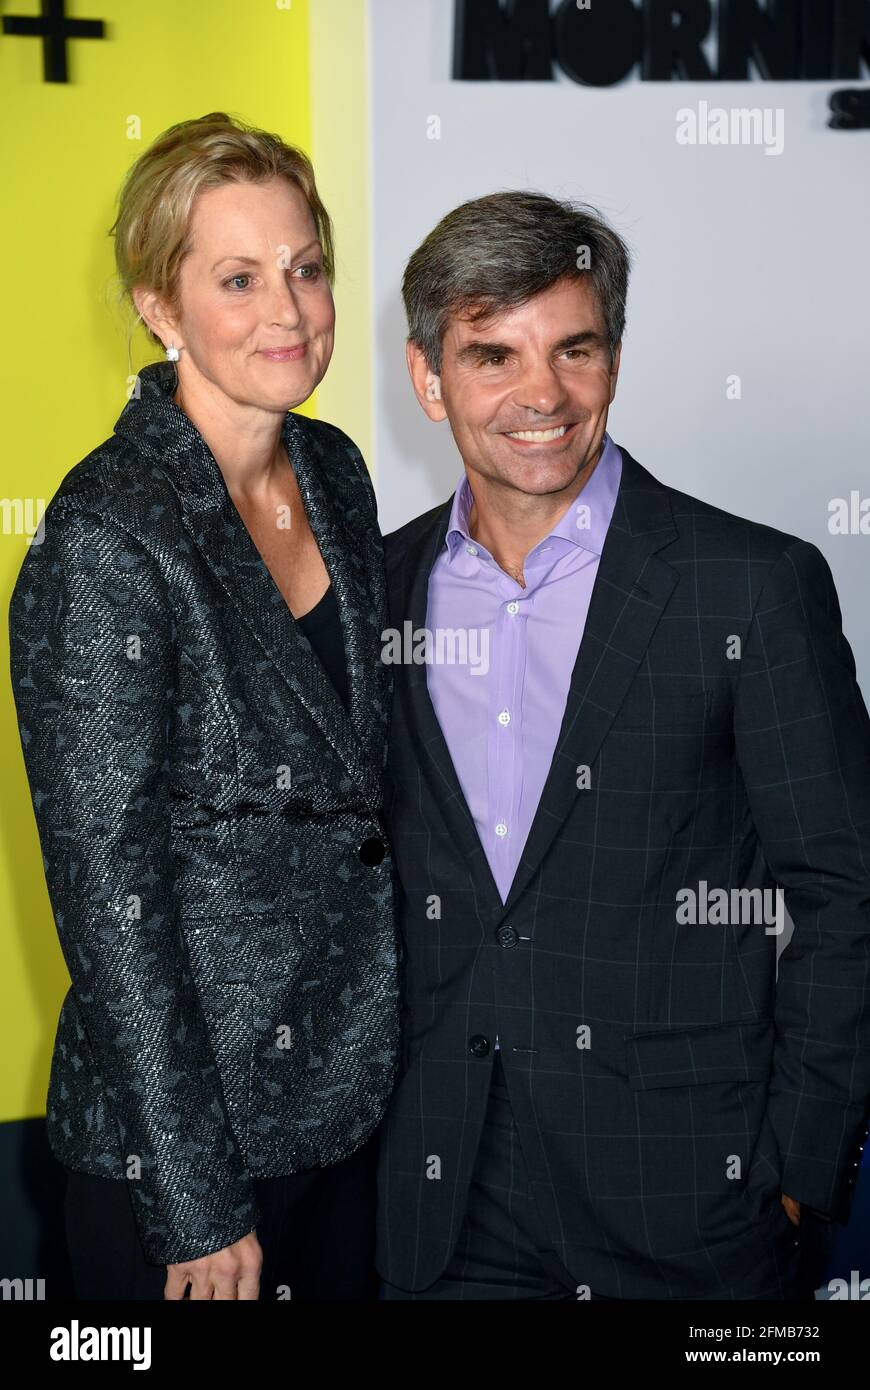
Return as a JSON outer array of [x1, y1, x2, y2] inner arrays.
[[444, 431, 622, 561]]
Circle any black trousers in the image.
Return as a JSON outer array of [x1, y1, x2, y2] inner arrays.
[[63, 1130, 380, 1301], [380, 1050, 607, 1300], [380, 1051, 820, 1301]]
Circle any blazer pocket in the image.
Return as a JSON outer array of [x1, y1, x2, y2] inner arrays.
[[179, 911, 304, 985], [624, 1018, 773, 1089], [177, 912, 303, 1168], [612, 686, 710, 732]]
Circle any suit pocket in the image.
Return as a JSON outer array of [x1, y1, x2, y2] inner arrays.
[[625, 1017, 772, 1089], [623, 1018, 778, 1250], [612, 686, 711, 733]]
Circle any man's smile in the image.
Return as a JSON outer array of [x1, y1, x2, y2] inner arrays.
[[499, 420, 580, 448]]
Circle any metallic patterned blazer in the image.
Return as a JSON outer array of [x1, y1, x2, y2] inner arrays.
[[8, 359, 400, 1265]]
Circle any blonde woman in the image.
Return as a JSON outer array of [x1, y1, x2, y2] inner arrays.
[[9, 113, 399, 1301]]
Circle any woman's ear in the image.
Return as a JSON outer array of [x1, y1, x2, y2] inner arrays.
[[132, 286, 180, 351]]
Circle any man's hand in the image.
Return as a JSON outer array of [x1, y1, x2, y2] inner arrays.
[[781, 1193, 801, 1227], [164, 1230, 263, 1299]]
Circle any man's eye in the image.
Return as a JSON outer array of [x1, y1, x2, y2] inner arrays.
[[483, 354, 507, 367], [563, 348, 589, 360]]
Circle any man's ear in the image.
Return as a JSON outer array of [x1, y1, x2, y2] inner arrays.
[[133, 286, 181, 351], [407, 340, 447, 422], [608, 340, 622, 403]]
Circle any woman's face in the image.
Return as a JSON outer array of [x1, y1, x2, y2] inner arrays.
[[163, 176, 335, 412]]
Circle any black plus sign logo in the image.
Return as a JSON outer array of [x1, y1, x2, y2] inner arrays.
[[3, 0, 105, 83]]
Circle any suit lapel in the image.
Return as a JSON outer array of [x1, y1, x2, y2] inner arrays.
[[392, 506, 506, 914], [392, 447, 680, 919], [114, 361, 384, 815], [501, 448, 678, 914]]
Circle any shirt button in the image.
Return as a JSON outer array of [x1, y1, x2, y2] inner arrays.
[[498, 709, 511, 726], [506, 600, 519, 614], [495, 822, 508, 837], [466, 544, 478, 556]]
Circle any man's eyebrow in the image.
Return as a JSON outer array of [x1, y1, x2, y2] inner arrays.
[[454, 340, 512, 363], [552, 330, 606, 351], [211, 240, 322, 272], [454, 329, 605, 363]]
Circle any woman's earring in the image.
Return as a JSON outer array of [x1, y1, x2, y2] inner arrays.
[[165, 343, 180, 362]]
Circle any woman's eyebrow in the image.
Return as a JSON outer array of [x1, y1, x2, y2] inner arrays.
[[211, 240, 322, 272], [211, 254, 260, 271]]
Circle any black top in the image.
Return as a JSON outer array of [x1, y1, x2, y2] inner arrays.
[[295, 583, 350, 712]]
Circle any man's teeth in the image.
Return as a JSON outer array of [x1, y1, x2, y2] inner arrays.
[[506, 425, 568, 441]]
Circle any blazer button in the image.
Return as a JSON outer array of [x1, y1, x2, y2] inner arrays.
[[496, 925, 518, 948], [468, 1034, 491, 1057], [358, 836, 386, 866]]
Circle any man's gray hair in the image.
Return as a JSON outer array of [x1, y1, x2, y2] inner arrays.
[[402, 191, 632, 375]]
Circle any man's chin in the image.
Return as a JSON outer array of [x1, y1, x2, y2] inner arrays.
[[487, 454, 591, 496]]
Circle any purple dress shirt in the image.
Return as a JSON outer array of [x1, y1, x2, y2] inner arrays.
[[426, 434, 622, 1041]]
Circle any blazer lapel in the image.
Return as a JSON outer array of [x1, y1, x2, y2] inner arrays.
[[282, 411, 391, 777], [114, 361, 383, 815], [500, 447, 679, 915], [392, 447, 680, 920], [392, 506, 506, 915]]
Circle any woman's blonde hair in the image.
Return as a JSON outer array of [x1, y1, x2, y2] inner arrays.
[[110, 111, 335, 356]]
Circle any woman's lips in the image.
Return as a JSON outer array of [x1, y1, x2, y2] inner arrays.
[[258, 345, 307, 361]]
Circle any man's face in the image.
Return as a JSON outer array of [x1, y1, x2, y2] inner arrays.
[[412, 276, 620, 500]]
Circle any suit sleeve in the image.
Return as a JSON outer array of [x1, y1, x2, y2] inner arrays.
[[8, 505, 260, 1264], [734, 538, 870, 1221]]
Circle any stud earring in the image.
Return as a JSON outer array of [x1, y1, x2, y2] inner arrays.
[[165, 343, 180, 362]]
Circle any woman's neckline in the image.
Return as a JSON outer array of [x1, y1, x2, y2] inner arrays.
[[295, 582, 335, 628]]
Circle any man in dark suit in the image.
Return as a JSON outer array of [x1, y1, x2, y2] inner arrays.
[[375, 191, 870, 1300]]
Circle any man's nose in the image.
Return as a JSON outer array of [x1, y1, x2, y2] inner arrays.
[[512, 359, 567, 418]]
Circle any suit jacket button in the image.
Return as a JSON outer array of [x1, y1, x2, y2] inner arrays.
[[358, 836, 386, 866], [468, 1034, 490, 1057], [496, 925, 518, 948]]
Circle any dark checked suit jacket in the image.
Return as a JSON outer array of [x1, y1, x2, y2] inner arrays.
[[8, 360, 400, 1265], [376, 444, 870, 1298]]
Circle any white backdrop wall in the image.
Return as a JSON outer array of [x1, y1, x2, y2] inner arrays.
[[368, 0, 870, 686]]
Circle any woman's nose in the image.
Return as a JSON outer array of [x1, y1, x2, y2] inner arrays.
[[268, 277, 304, 328]]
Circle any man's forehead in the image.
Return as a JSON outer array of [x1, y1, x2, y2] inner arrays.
[[447, 282, 604, 343]]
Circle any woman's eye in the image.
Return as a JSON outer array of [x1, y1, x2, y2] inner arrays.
[[295, 263, 322, 281], [225, 274, 251, 291]]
